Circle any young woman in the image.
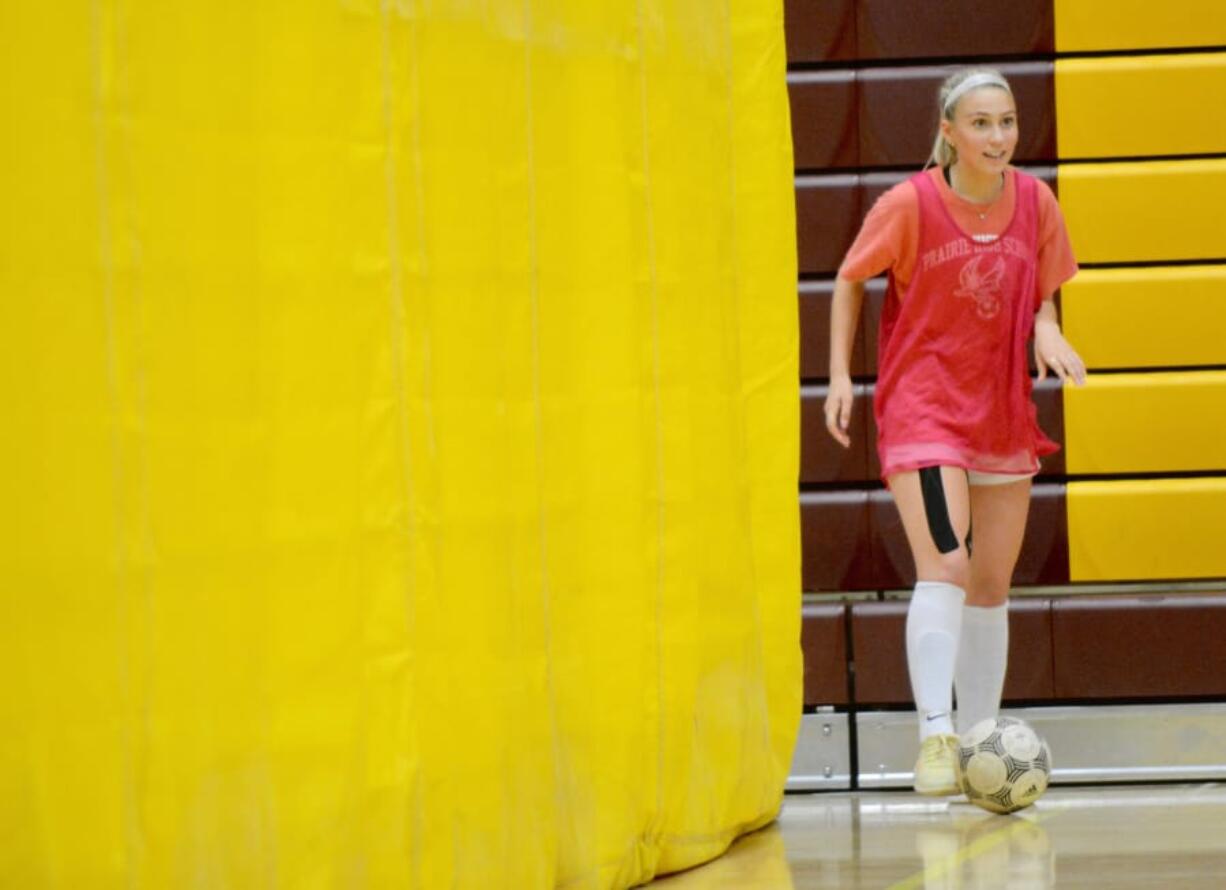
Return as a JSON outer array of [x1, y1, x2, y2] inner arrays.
[[824, 67, 1086, 795]]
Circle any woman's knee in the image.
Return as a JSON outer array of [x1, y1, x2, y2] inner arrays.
[[919, 547, 971, 590], [967, 572, 1011, 606]]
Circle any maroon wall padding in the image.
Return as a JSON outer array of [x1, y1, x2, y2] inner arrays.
[[846, 599, 908, 705], [801, 383, 871, 482], [1012, 483, 1070, 585], [1003, 598, 1057, 701], [784, 0, 856, 64], [850, 598, 1055, 706], [798, 277, 886, 380], [856, 0, 1054, 60], [802, 602, 850, 706], [858, 63, 1056, 168], [795, 174, 867, 276], [800, 490, 875, 591], [1052, 594, 1226, 699], [796, 167, 1058, 276], [789, 72, 859, 170], [785, 0, 1053, 64]]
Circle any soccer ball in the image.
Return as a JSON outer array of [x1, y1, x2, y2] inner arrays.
[[957, 716, 1052, 814]]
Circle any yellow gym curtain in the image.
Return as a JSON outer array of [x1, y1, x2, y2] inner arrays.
[[1, 2, 800, 887]]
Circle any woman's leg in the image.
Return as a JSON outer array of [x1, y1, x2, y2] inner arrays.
[[889, 467, 971, 739], [890, 467, 973, 794], [955, 477, 1032, 735]]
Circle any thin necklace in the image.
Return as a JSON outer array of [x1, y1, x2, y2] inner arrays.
[[949, 168, 1004, 219], [974, 186, 1001, 220]]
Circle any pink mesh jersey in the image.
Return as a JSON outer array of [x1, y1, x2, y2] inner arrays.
[[874, 169, 1059, 480]]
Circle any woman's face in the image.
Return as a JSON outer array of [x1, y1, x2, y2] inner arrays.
[[941, 86, 1018, 178]]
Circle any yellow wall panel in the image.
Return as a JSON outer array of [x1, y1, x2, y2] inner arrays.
[[1056, 53, 1226, 159], [1059, 159, 1226, 263], [1065, 372, 1226, 474], [1068, 478, 1226, 581], [1055, 0, 1226, 51], [1062, 266, 1226, 369], [2, 2, 799, 888]]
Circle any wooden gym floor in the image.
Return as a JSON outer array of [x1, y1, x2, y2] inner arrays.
[[644, 783, 1226, 888]]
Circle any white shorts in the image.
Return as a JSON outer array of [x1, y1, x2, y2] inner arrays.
[[966, 467, 1038, 486]]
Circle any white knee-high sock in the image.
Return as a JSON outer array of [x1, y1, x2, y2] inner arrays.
[[906, 581, 965, 741], [954, 603, 1009, 736]]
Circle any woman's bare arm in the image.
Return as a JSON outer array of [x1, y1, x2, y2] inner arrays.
[[825, 275, 866, 447]]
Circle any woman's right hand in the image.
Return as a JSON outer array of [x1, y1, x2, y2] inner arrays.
[[824, 375, 854, 448]]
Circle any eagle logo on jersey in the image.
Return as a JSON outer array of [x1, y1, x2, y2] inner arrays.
[[953, 253, 1006, 319]]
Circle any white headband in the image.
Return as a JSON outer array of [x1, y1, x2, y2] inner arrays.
[[943, 73, 1011, 113]]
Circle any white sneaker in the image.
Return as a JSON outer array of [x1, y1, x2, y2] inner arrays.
[[914, 734, 962, 796]]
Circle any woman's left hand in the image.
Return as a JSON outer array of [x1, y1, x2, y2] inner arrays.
[[1034, 320, 1086, 385]]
